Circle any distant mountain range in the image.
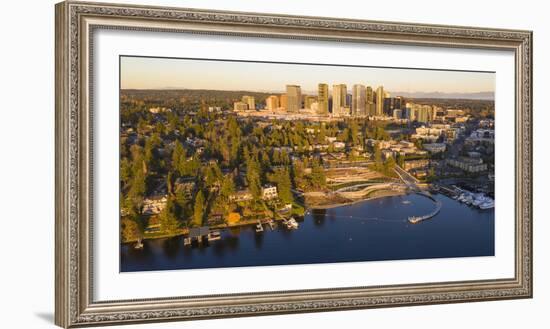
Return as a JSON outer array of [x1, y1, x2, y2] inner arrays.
[[388, 91, 494, 100]]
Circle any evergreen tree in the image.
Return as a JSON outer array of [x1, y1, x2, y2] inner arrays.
[[310, 159, 326, 189], [220, 175, 236, 202], [383, 156, 396, 175], [171, 141, 187, 176], [160, 197, 179, 235], [273, 168, 293, 204], [192, 190, 205, 227], [246, 158, 262, 200]]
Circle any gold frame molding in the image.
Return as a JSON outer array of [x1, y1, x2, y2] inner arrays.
[[55, 1, 533, 327]]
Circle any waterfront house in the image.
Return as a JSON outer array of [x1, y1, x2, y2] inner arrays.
[[261, 185, 278, 200], [142, 195, 168, 215], [229, 189, 253, 202]]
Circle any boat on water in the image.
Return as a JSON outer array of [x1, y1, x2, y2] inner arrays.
[[479, 200, 495, 209], [207, 230, 222, 241], [255, 222, 264, 233], [456, 191, 494, 210], [402, 200, 411, 205], [285, 217, 299, 229], [134, 240, 144, 249]]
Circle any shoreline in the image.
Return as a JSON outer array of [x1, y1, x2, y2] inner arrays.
[[123, 189, 407, 244]]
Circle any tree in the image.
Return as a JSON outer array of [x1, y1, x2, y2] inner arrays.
[[272, 168, 293, 204], [349, 120, 360, 145], [373, 143, 384, 171], [160, 197, 179, 235], [120, 157, 132, 188], [121, 217, 141, 243], [192, 190, 205, 227], [171, 141, 187, 176], [383, 156, 396, 176], [396, 153, 405, 168], [219, 175, 236, 202], [310, 158, 326, 189], [246, 158, 262, 200]]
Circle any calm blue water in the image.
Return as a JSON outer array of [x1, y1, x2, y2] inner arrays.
[[120, 193, 494, 272]]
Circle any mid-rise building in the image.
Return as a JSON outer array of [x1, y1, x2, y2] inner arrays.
[[233, 101, 248, 112], [383, 96, 403, 116], [286, 85, 302, 112], [393, 109, 403, 119], [280, 94, 288, 111], [241, 95, 255, 111], [447, 157, 487, 173], [423, 143, 447, 153], [266, 95, 279, 110], [304, 95, 317, 110]]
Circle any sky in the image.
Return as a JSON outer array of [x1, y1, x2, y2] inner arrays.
[[120, 56, 495, 95]]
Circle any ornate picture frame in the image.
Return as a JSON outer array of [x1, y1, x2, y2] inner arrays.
[[55, 1, 532, 327]]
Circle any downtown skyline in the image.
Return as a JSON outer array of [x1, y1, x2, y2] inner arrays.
[[121, 56, 495, 98]]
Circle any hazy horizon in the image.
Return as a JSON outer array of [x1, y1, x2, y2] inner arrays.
[[121, 56, 495, 98]]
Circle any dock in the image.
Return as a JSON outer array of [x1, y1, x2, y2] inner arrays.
[[408, 192, 442, 224], [255, 221, 264, 233]]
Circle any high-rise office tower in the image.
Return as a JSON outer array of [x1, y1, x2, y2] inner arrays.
[[417, 105, 431, 123], [317, 83, 329, 115], [376, 86, 384, 116], [366, 86, 375, 116], [352, 84, 366, 116], [286, 85, 302, 112], [332, 84, 347, 116], [405, 102, 414, 121]]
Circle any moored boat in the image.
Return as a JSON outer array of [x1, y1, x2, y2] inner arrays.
[[207, 230, 222, 241], [286, 217, 299, 229]]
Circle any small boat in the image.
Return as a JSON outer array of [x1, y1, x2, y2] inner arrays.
[[479, 200, 495, 209], [286, 217, 299, 229], [255, 222, 264, 233], [134, 239, 144, 249], [207, 230, 221, 241], [183, 237, 192, 246], [402, 200, 411, 205]]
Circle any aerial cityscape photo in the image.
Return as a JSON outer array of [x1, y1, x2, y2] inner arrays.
[[119, 56, 495, 272]]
